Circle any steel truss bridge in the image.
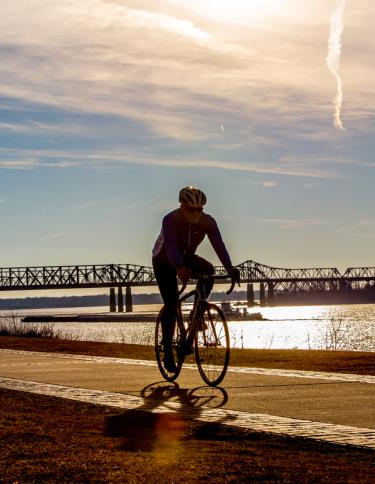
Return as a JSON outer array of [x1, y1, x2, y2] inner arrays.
[[0, 260, 374, 292], [216, 261, 375, 293]]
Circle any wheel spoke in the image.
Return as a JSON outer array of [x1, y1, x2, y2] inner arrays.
[[155, 306, 184, 382], [195, 304, 230, 386]]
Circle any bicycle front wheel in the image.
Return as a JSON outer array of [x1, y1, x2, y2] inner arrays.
[[194, 303, 230, 386], [155, 306, 184, 382]]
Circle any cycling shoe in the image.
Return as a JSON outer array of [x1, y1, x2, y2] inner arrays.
[[163, 351, 177, 373]]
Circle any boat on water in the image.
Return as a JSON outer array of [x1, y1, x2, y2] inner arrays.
[[21, 313, 157, 323], [219, 302, 266, 321]]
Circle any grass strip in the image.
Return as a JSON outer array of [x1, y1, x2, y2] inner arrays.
[[1, 336, 374, 375]]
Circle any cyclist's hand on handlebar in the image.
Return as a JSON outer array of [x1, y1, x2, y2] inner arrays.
[[176, 265, 192, 284], [226, 267, 240, 295], [228, 267, 241, 286]]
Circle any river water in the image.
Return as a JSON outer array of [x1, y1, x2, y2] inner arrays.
[[1, 303, 375, 352]]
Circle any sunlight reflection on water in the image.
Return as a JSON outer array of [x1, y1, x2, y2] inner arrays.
[[2, 303, 375, 352], [229, 304, 375, 351]]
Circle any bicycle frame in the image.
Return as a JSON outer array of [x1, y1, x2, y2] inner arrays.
[[177, 275, 232, 352], [178, 286, 201, 351]]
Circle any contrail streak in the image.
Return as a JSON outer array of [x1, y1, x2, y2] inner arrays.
[[326, 0, 347, 129]]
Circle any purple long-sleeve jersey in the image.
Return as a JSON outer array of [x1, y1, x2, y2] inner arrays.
[[152, 208, 233, 271]]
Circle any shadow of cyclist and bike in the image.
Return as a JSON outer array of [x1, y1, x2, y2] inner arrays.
[[104, 381, 234, 452]]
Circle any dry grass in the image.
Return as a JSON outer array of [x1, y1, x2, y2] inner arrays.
[[1, 336, 374, 375], [0, 314, 63, 339]]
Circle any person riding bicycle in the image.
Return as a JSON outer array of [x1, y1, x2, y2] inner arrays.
[[152, 186, 240, 372]]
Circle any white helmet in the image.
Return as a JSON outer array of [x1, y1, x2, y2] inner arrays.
[[179, 186, 207, 208]]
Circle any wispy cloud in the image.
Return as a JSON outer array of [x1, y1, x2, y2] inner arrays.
[[0, 1, 374, 187], [1, 0, 373, 145], [0, 120, 103, 136], [0, 160, 43, 170], [261, 218, 327, 229], [73, 195, 132, 212], [0, 122, 35, 133], [0, 158, 79, 169], [0, 146, 366, 178]]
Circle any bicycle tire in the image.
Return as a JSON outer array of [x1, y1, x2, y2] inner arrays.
[[155, 306, 184, 382], [187, 386, 228, 408], [194, 303, 230, 387]]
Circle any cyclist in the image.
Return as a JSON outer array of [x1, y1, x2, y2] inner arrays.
[[152, 186, 240, 372]]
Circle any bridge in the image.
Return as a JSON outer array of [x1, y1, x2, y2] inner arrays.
[[1, 260, 375, 311]]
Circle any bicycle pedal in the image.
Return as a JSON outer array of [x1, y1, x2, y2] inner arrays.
[[182, 344, 193, 355]]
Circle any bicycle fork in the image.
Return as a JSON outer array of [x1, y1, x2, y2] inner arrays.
[[182, 302, 202, 355], [201, 307, 222, 348]]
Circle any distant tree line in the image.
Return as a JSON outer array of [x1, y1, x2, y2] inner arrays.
[[0, 290, 249, 310]]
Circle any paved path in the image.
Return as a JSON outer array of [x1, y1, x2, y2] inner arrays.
[[1, 349, 374, 450]]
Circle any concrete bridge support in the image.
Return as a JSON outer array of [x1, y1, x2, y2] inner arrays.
[[247, 283, 254, 307], [268, 282, 274, 305], [109, 287, 116, 312], [125, 285, 133, 313], [339, 279, 350, 292], [118, 286, 124, 313], [259, 282, 266, 306], [110, 286, 132, 312]]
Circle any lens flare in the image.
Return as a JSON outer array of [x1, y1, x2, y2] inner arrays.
[[326, 0, 347, 130]]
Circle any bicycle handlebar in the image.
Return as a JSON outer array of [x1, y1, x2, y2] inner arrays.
[[226, 278, 236, 296], [178, 274, 240, 296]]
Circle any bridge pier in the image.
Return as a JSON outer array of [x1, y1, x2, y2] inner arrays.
[[267, 282, 274, 305], [110, 286, 131, 312], [118, 286, 124, 313], [259, 282, 266, 306], [109, 287, 116, 312], [247, 283, 254, 307], [125, 285, 133, 313], [339, 279, 350, 292]]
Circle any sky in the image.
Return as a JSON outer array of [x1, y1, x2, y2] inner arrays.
[[1, 0, 375, 276]]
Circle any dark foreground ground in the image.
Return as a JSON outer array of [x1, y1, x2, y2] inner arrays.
[[0, 337, 375, 483]]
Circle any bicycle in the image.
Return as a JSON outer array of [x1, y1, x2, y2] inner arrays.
[[155, 274, 237, 387]]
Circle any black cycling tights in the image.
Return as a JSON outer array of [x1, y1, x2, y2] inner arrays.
[[152, 255, 214, 350]]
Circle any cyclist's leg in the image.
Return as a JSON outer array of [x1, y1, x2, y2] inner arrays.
[[184, 255, 214, 333], [185, 255, 214, 296], [152, 257, 179, 371]]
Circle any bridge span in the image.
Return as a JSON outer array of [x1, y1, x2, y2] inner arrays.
[[1, 260, 375, 311]]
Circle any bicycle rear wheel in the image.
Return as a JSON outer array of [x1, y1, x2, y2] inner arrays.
[[155, 306, 184, 382], [194, 303, 230, 386]]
